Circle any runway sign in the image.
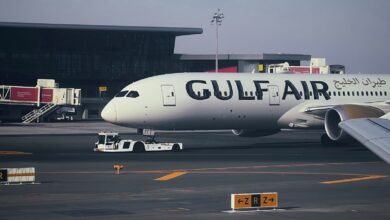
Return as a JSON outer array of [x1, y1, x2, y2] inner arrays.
[[0, 167, 35, 184], [231, 192, 278, 210]]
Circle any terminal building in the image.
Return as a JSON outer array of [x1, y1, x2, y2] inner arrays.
[[0, 22, 330, 122]]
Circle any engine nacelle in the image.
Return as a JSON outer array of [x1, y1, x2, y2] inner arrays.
[[324, 105, 384, 142], [232, 129, 280, 137]]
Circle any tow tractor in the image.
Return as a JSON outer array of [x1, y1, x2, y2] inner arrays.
[[94, 132, 183, 153]]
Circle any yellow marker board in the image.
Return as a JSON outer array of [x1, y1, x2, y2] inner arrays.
[[233, 194, 252, 209], [258, 64, 264, 72], [260, 193, 278, 208], [231, 192, 278, 210]]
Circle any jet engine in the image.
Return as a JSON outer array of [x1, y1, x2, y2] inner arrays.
[[324, 104, 384, 142], [232, 129, 280, 137]]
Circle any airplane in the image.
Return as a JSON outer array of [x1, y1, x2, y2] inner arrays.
[[101, 72, 390, 163]]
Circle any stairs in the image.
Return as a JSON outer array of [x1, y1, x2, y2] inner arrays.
[[22, 104, 58, 123]]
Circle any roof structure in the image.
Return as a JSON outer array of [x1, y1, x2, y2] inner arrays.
[[180, 53, 311, 61], [0, 22, 203, 36]]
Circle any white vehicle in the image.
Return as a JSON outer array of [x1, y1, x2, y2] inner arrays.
[[94, 132, 183, 153], [101, 72, 390, 163]]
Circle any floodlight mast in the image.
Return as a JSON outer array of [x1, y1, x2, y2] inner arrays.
[[211, 9, 224, 73]]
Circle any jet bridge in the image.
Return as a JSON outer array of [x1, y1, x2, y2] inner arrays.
[[0, 79, 81, 123]]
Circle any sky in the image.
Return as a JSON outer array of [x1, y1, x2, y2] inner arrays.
[[0, 0, 389, 73]]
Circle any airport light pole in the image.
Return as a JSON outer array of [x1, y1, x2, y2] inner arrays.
[[211, 9, 224, 73]]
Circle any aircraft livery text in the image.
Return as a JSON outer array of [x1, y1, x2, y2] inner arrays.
[[185, 80, 330, 101]]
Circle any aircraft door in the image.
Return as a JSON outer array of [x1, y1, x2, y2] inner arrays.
[[268, 85, 280, 106], [161, 85, 176, 106]]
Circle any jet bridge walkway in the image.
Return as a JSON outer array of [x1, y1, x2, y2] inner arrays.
[[0, 79, 81, 123]]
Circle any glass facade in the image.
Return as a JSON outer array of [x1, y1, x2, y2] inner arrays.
[[0, 26, 184, 97], [0, 24, 309, 99]]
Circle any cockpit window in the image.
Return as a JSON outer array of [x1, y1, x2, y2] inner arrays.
[[115, 90, 128, 97], [127, 91, 139, 98]]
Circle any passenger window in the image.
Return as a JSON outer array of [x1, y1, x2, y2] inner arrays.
[[115, 90, 128, 97], [127, 91, 140, 98]]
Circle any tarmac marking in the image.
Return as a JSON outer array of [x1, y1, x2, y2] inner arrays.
[[155, 171, 187, 181], [42, 170, 386, 184], [41, 162, 379, 175], [157, 162, 377, 172], [320, 175, 386, 184], [0, 151, 32, 155], [188, 171, 365, 176], [40, 162, 385, 184], [111, 162, 378, 174]]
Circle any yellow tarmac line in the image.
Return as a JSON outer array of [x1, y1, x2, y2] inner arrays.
[[111, 162, 381, 174], [155, 171, 187, 181], [0, 151, 32, 155], [188, 171, 365, 176], [40, 170, 387, 184], [321, 175, 386, 184], [40, 161, 380, 175], [41, 170, 365, 176]]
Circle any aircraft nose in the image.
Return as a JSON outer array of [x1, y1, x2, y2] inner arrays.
[[101, 102, 117, 123]]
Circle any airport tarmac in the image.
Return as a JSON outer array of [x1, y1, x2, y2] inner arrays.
[[0, 122, 389, 220]]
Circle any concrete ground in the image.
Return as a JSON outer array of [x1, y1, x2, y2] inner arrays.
[[0, 122, 389, 220]]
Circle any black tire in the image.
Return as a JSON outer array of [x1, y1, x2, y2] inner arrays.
[[172, 144, 181, 152], [133, 142, 145, 153]]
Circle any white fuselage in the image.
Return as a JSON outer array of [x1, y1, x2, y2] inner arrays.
[[101, 73, 389, 131]]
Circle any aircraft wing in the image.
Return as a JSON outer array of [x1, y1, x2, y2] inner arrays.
[[279, 102, 388, 128], [339, 118, 390, 164], [303, 101, 390, 119]]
